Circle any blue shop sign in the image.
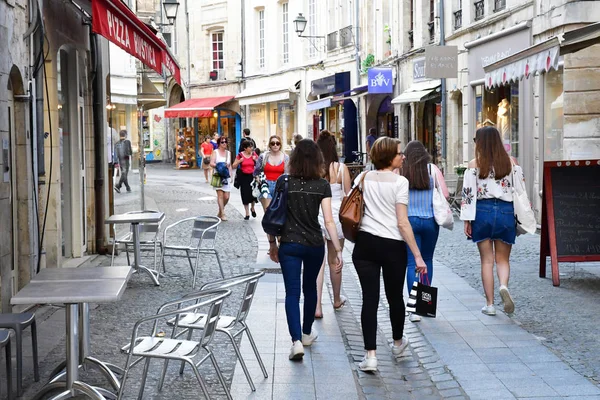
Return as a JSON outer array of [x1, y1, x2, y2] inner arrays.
[[368, 67, 393, 94]]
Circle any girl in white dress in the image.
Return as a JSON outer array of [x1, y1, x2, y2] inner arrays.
[[316, 130, 352, 317], [210, 136, 232, 221]]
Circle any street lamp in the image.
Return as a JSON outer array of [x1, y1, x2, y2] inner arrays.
[[293, 13, 324, 39], [162, 0, 180, 25]]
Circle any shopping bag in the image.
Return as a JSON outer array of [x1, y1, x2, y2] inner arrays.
[[406, 274, 437, 318], [430, 165, 454, 230], [262, 175, 289, 236], [339, 172, 368, 242], [210, 173, 223, 188]]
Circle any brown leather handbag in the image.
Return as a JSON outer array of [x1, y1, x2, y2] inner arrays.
[[339, 172, 368, 243]]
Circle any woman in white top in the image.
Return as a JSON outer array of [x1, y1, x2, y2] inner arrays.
[[210, 136, 232, 221], [352, 137, 427, 372], [315, 130, 352, 318], [460, 126, 522, 316]]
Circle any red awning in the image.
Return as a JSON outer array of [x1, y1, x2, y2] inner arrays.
[[164, 96, 235, 118], [92, 0, 165, 75], [163, 46, 181, 86]]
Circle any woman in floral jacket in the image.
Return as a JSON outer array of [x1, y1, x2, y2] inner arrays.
[[460, 126, 524, 316]]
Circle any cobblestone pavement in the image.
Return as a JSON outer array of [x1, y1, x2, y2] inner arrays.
[[21, 166, 258, 399], [435, 220, 600, 385]]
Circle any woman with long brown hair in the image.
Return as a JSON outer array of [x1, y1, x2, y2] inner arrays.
[[401, 140, 448, 322], [461, 126, 523, 316], [266, 139, 343, 361], [315, 130, 352, 318]]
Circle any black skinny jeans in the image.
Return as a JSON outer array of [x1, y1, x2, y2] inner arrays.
[[352, 231, 408, 351]]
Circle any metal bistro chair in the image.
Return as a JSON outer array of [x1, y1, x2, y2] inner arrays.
[[165, 271, 268, 391], [111, 210, 165, 272], [0, 330, 13, 400], [118, 289, 232, 400], [160, 216, 225, 287], [0, 312, 39, 397], [448, 175, 464, 217]]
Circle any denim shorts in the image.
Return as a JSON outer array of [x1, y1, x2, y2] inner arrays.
[[471, 199, 516, 245], [266, 180, 277, 199]]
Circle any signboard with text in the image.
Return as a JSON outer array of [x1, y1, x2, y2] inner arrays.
[[413, 58, 426, 82], [368, 67, 393, 94], [425, 46, 458, 79]]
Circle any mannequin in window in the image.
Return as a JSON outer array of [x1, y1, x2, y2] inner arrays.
[[496, 98, 510, 141]]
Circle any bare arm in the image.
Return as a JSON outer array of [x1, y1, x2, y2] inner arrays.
[[341, 164, 352, 195], [232, 154, 242, 169], [396, 203, 427, 274], [321, 197, 343, 271], [431, 164, 450, 198], [210, 150, 217, 168]]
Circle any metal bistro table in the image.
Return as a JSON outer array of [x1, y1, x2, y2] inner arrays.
[[106, 211, 165, 286], [11, 267, 132, 400]]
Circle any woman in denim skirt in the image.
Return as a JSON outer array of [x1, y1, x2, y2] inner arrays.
[[460, 126, 524, 316]]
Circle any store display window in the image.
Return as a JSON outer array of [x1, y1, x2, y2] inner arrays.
[[277, 102, 295, 152], [543, 69, 564, 161], [475, 82, 519, 157]]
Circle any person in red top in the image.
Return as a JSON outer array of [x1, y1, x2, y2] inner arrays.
[[200, 136, 214, 183], [253, 135, 289, 209], [232, 140, 259, 220]]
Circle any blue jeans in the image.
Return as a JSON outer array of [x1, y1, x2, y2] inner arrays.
[[278, 242, 325, 342], [406, 217, 439, 293]]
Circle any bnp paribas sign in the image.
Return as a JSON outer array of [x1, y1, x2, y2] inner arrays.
[[425, 46, 458, 79], [368, 67, 393, 94]]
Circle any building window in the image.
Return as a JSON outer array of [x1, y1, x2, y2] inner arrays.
[[211, 31, 224, 79], [308, 0, 317, 58], [454, 0, 462, 30], [494, 0, 506, 12], [474, 0, 485, 20], [429, 0, 435, 42], [409, 0, 414, 48], [282, 2, 289, 64], [258, 10, 265, 68]]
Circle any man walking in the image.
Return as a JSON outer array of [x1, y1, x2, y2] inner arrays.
[[238, 128, 257, 152], [114, 130, 133, 193]]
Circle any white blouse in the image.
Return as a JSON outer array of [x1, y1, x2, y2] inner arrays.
[[460, 165, 525, 221]]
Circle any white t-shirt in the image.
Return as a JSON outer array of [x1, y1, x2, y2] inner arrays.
[[355, 170, 409, 241]]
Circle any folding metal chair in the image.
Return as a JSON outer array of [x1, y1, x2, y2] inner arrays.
[[111, 210, 165, 271], [118, 289, 232, 400], [160, 216, 225, 286], [448, 175, 464, 217], [166, 271, 268, 391]]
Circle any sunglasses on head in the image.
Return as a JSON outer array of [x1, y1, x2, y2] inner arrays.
[[270, 141, 281, 146]]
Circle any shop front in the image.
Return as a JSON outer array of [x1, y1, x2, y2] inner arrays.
[[392, 58, 442, 163], [164, 96, 241, 169], [365, 67, 396, 141], [307, 72, 359, 161], [464, 24, 533, 162], [236, 84, 299, 153]]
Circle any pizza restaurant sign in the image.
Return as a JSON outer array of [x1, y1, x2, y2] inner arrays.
[[92, 0, 163, 75]]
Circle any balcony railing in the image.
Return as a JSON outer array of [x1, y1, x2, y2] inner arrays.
[[408, 30, 414, 48], [494, 0, 506, 12], [339, 26, 353, 47], [327, 31, 338, 51], [474, 0, 485, 20], [428, 21, 435, 43], [454, 10, 462, 30]]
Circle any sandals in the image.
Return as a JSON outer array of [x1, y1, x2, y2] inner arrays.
[[251, 209, 257, 218], [334, 295, 347, 311]]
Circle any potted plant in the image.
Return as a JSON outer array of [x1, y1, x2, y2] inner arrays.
[[384, 25, 392, 45], [361, 54, 375, 74]]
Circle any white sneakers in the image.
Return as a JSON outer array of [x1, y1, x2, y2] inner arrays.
[[289, 341, 304, 360], [481, 304, 497, 316], [301, 331, 318, 346], [408, 313, 421, 322], [289, 330, 318, 361], [358, 356, 378, 372], [392, 336, 410, 357], [499, 285, 515, 313]]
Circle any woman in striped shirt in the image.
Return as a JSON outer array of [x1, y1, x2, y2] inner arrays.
[[400, 141, 449, 322]]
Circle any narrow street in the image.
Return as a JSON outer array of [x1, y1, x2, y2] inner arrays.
[[15, 164, 600, 399]]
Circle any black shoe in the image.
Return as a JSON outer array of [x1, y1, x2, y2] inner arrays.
[[244, 216, 250, 220], [251, 210, 257, 218], [114, 186, 121, 193], [126, 188, 132, 192]]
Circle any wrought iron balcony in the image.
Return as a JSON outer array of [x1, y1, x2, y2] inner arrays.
[[428, 21, 435, 42], [327, 31, 338, 51], [494, 0, 506, 12], [454, 10, 462, 30], [474, 0, 485, 20], [408, 30, 414, 48], [339, 26, 353, 47]]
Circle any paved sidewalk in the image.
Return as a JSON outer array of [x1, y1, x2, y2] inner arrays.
[[418, 261, 600, 400]]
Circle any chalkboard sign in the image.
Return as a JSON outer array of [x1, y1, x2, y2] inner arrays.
[[540, 160, 600, 286]]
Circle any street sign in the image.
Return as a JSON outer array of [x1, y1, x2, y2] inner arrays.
[[425, 46, 458, 79]]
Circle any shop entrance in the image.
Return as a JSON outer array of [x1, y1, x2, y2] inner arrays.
[[377, 96, 395, 138], [420, 100, 441, 164]]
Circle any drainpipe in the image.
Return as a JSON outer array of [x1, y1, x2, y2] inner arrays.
[[439, 0, 447, 171], [355, 0, 362, 154], [185, 0, 191, 99], [90, 29, 108, 254]]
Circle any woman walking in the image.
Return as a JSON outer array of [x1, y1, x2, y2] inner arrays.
[[461, 126, 520, 315], [232, 140, 258, 220], [315, 130, 351, 318], [401, 140, 449, 322], [210, 136, 232, 221], [353, 137, 427, 372], [201, 135, 214, 183], [254, 135, 289, 209], [266, 139, 343, 361]]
